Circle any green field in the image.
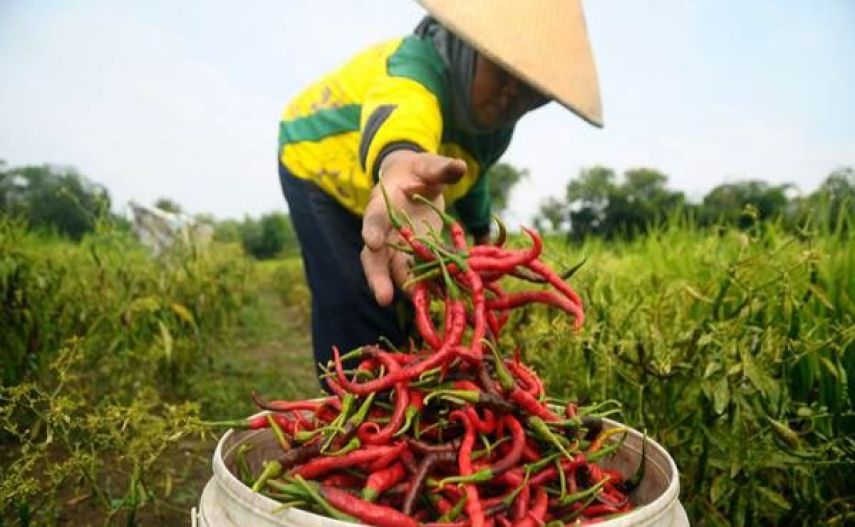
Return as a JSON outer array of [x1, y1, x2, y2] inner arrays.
[[1, 217, 853, 526]]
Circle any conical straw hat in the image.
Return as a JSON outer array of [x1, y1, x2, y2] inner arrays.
[[416, 0, 603, 127]]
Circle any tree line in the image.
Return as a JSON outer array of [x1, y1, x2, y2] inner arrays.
[[2, 159, 852, 257], [0, 161, 297, 259], [533, 165, 854, 240]]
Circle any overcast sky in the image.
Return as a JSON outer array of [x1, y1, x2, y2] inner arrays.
[[1, 0, 853, 225]]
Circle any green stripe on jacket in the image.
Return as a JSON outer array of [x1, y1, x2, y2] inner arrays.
[[279, 104, 362, 147]]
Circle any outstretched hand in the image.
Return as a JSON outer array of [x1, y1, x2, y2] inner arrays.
[[361, 150, 467, 306]]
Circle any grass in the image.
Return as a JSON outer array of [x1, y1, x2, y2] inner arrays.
[[134, 265, 319, 526], [190, 260, 319, 421], [512, 219, 854, 525], [0, 221, 318, 526]]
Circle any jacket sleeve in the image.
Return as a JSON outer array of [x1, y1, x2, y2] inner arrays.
[[359, 76, 443, 182]]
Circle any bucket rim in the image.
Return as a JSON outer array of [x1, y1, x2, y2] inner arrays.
[[209, 414, 681, 526]]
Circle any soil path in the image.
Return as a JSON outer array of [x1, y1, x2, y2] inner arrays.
[[140, 284, 318, 526]]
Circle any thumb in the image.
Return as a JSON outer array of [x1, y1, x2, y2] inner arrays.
[[413, 153, 467, 186]]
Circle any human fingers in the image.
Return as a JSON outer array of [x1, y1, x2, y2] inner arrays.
[[412, 153, 467, 188], [361, 244, 394, 306], [389, 251, 413, 294], [361, 188, 393, 251]]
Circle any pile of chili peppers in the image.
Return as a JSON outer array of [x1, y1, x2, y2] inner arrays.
[[217, 199, 645, 526]]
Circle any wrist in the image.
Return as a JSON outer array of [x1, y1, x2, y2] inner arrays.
[[376, 144, 423, 182]]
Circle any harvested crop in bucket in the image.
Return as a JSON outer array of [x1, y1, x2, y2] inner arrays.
[[212, 195, 645, 526]]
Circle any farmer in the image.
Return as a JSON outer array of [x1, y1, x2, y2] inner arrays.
[[277, 0, 602, 377]]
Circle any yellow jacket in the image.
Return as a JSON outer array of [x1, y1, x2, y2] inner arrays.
[[278, 35, 514, 236]]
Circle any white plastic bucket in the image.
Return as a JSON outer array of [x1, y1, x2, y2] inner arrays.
[[193, 419, 689, 526]]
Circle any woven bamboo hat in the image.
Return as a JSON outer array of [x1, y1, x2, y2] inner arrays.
[[416, 0, 603, 127]]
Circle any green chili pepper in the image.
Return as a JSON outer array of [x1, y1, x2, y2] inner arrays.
[[251, 460, 282, 493], [439, 492, 468, 522], [557, 477, 609, 507], [528, 415, 575, 459]]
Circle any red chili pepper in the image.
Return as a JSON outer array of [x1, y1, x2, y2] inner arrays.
[[468, 227, 542, 272], [432, 495, 454, 516], [451, 409, 485, 527], [512, 486, 548, 527], [325, 377, 347, 398], [597, 487, 629, 508], [525, 259, 585, 326], [291, 407, 311, 429], [319, 485, 419, 527], [413, 281, 443, 350], [512, 484, 530, 521], [442, 295, 454, 340], [333, 346, 456, 395], [444, 299, 468, 347], [484, 282, 509, 338], [358, 350, 410, 444], [393, 389, 424, 438], [404, 510, 423, 523], [510, 387, 561, 422], [522, 438, 542, 463], [465, 406, 497, 434], [565, 402, 579, 419], [486, 310, 503, 339], [505, 361, 544, 398], [204, 413, 299, 434], [449, 221, 468, 251], [458, 269, 486, 361], [357, 357, 380, 372], [581, 503, 621, 517], [468, 245, 506, 257], [322, 472, 363, 487], [291, 443, 401, 479], [315, 405, 339, 424], [362, 462, 406, 502], [436, 482, 465, 502], [367, 439, 408, 472], [251, 392, 332, 413], [490, 415, 525, 475], [397, 225, 437, 262], [486, 291, 582, 326], [388, 352, 421, 365]]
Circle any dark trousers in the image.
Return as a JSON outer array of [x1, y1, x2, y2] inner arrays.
[[277, 162, 408, 381]]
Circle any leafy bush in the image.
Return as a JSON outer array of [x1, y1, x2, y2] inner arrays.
[[1, 346, 204, 526], [508, 219, 853, 525], [267, 257, 311, 329], [1, 219, 253, 388], [0, 218, 257, 525]]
